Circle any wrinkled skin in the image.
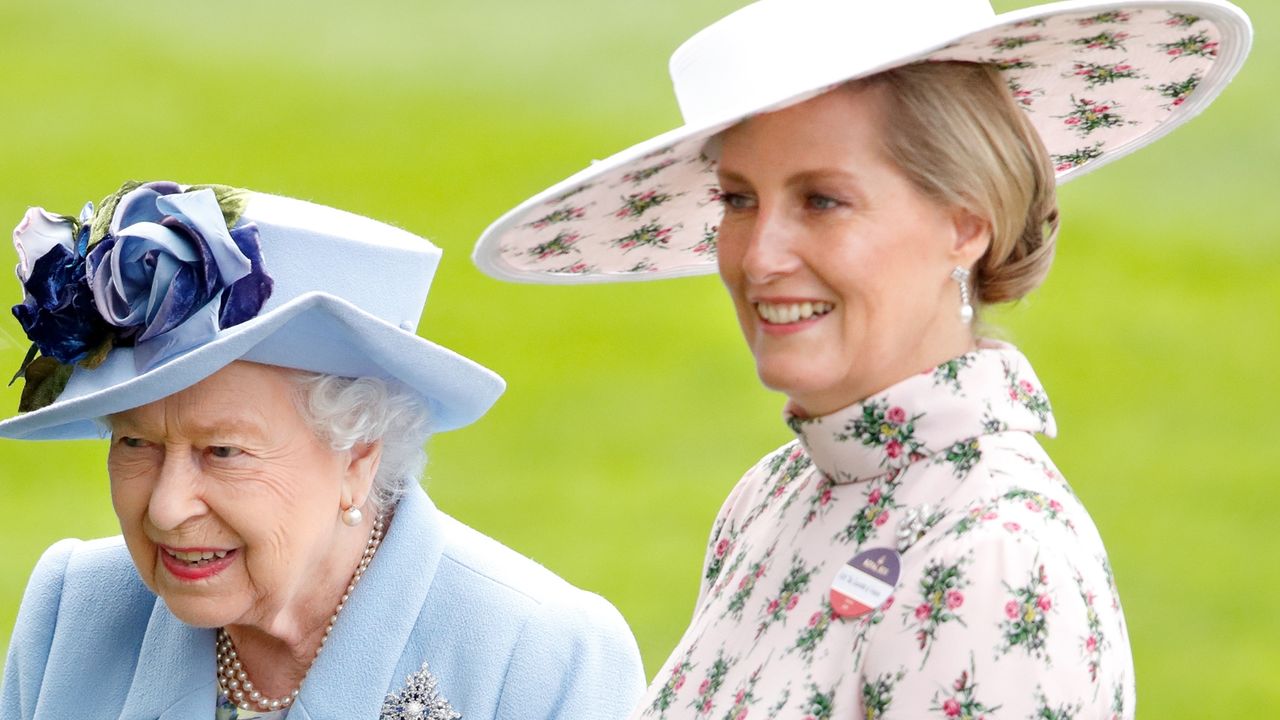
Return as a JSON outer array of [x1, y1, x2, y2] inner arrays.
[[107, 360, 381, 695]]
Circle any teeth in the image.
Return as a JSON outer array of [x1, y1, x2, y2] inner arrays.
[[755, 301, 834, 325], [165, 548, 230, 563]]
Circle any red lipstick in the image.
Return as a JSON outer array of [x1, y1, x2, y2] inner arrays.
[[158, 546, 238, 581]]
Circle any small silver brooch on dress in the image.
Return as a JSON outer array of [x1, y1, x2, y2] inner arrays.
[[896, 503, 946, 552], [380, 661, 461, 720]]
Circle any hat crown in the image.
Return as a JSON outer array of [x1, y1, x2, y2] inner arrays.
[[242, 192, 439, 334], [670, 0, 996, 126]]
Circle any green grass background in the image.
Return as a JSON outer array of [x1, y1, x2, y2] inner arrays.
[[0, 0, 1276, 715]]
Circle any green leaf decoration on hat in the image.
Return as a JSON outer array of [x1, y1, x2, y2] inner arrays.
[[88, 180, 144, 248], [78, 335, 114, 371], [18, 357, 75, 414], [188, 184, 251, 230], [8, 344, 39, 387]]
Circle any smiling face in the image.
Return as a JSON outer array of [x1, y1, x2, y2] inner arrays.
[[107, 361, 378, 631], [715, 81, 991, 416]]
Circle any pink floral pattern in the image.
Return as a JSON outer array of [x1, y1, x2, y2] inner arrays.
[[999, 562, 1055, 662], [630, 343, 1134, 719], [1150, 72, 1202, 108], [1159, 31, 1219, 59], [928, 657, 1002, 718], [1166, 12, 1202, 29], [1006, 78, 1044, 109], [905, 556, 971, 664], [1070, 61, 1143, 89], [691, 224, 718, 256], [755, 555, 819, 639], [526, 204, 586, 229], [1069, 30, 1132, 51], [529, 230, 581, 260], [1058, 96, 1133, 137], [476, 6, 1231, 283], [1077, 11, 1132, 26], [616, 191, 678, 219], [989, 34, 1044, 52], [650, 646, 697, 719], [611, 222, 678, 252], [1053, 142, 1106, 172], [690, 651, 733, 718]]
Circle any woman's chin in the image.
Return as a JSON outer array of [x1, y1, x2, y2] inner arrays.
[[160, 594, 243, 629], [755, 362, 850, 415], [145, 558, 247, 627]]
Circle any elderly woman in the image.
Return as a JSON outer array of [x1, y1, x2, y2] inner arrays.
[[471, 0, 1251, 717], [0, 181, 645, 719]]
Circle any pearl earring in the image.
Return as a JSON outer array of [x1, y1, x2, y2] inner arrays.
[[951, 266, 974, 325], [341, 504, 364, 527]]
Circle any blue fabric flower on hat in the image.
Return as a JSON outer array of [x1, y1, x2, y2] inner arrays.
[[9, 180, 275, 411], [84, 181, 273, 370], [11, 207, 111, 365]]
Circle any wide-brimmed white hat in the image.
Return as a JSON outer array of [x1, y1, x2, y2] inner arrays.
[[2, 181, 505, 440], [472, 0, 1251, 284]]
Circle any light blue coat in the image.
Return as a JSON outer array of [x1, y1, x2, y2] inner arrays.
[[1, 484, 645, 719]]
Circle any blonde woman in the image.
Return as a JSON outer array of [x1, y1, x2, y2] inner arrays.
[[473, 0, 1251, 717]]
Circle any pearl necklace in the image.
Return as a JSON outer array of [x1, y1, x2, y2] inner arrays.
[[216, 514, 386, 713]]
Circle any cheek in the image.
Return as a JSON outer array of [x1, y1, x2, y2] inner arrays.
[[714, 228, 744, 287], [107, 462, 161, 585], [229, 456, 345, 558], [107, 456, 154, 526], [822, 224, 920, 308], [714, 229, 755, 318]]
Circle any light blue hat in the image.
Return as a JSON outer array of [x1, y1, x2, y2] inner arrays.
[[1, 180, 505, 440]]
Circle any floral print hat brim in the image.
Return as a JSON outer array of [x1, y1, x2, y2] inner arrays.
[[472, 0, 1251, 285], [2, 181, 505, 440]]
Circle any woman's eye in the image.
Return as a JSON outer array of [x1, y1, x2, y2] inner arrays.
[[807, 194, 842, 210], [719, 192, 756, 210], [119, 437, 148, 449], [208, 446, 243, 459]]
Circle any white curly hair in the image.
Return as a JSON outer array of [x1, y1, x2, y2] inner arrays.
[[291, 373, 433, 513]]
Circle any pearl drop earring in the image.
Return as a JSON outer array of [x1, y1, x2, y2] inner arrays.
[[951, 266, 974, 325], [341, 504, 363, 527]]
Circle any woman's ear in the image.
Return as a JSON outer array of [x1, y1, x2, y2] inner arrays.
[[340, 440, 383, 508], [949, 206, 992, 267]]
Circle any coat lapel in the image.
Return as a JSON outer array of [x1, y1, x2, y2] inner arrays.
[[118, 598, 218, 719], [294, 483, 446, 717]]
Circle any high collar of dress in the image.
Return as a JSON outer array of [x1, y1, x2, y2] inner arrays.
[[785, 340, 1057, 486]]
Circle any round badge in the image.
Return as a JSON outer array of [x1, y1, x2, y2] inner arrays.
[[829, 547, 901, 619]]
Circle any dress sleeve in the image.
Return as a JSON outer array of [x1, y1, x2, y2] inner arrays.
[[492, 588, 645, 720], [1, 539, 78, 720], [859, 500, 1125, 719]]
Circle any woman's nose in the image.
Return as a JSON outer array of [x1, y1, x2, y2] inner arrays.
[[740, 209, 802, 284], [147, 449, 208, 531]]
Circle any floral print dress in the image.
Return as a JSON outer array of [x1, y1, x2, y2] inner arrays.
[[633, 342, 1134, 720]]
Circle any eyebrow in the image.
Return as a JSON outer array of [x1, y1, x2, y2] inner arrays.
[[715, 167, 865, 189], [184, 417, 271, 441], [109, 414, 271, 442], [788, 169, 863, 187], [716, 168, 752, 186]]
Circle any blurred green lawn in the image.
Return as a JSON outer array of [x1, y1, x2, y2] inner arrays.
[[1, 0, 1277, 716]]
